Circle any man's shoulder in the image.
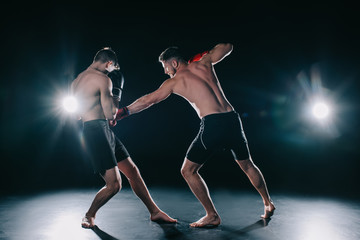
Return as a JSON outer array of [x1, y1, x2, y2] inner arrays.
[[80, 70, 109, 83], [73, 71, 110, 94], [161, 77, 176, 88], [188, 60, 212, 72]]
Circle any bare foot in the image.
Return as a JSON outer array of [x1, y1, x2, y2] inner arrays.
[[190, 214, 221, 228], [81, 216, 95, 229], [261, 202, 275, 219], [150, 210, 177, 223]]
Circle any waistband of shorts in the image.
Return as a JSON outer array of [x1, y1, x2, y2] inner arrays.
[[201, 111, 238, 121], [83, 119, 108, 127]]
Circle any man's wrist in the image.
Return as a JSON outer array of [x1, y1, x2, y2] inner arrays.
[[121, 106, 130, 116], [115, 106, 130, 120], [125, 106, 131, 115]]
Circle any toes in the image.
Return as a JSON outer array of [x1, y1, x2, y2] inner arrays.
[[190, 220, 205, 228], [189, 223, 198, 228], [151, 212, 177, 223], [164, 215, 177, 223]]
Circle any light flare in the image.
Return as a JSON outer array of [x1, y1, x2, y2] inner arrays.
[[62, 96, 78, 113], [312, 102, 330, 120]]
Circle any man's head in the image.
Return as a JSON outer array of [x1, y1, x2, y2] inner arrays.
[[159, 47, 186, 78], [94, 47, 120, 73]]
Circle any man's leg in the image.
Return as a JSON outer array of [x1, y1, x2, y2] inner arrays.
[[181, 158, 221, 227], [117, 157, 176, 223], [82, 167, 122, 228], [235, 157, 275, 218]]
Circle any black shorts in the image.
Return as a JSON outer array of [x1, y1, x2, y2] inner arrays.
[[186, 111, 250, 164], [82, 119, 130, 175]]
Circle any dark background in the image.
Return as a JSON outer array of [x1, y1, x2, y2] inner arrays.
[[1, 1, 359, 199]]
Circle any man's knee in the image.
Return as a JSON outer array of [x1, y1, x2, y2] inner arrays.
[[108, 180, 122, 194], [180, 167, 189, 178], [127, 164, 141, 180], [181, 160, 198, 179]]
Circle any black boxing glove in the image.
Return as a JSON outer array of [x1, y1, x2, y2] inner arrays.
[[109, 70, 125, 102]]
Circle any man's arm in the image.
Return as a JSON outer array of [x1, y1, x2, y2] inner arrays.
[[100, 76, 118, 120], [203, 43, 233, 65], [126, 79, 174, 115]]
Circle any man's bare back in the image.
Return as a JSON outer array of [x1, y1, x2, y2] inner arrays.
[[72, 67, 116, 122], [169, 59, 234, 118]]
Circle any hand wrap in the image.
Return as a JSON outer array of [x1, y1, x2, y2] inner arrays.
[[109, 106, 129, 127], [115, 106, 130, 121]]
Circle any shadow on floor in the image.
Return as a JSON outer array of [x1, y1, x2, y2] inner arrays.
[[155, 218, 270, 240], [221, 218, 271, 238], [157, 222, 187, 240], [92, 225, 120, 240]]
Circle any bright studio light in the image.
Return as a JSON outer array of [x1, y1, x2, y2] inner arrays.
[[62, 96, 78, 113], [312, 102, 330, 119]]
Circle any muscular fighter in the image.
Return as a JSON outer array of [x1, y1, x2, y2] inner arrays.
[[71, 47, 176, 228], [114, 43, 275, 227]]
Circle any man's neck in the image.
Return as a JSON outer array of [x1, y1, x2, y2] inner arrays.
[[177, 61, 188, 71], [89, 63, 108, 74]]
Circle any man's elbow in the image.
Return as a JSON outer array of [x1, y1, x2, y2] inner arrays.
[[216, 43, 232, 51], [222, 43, 233, 53]]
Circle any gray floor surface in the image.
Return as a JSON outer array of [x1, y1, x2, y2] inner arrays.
[[1, 188, 359, 240]]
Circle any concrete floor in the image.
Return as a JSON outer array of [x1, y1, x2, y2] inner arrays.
[[0, 187, 359, 240]]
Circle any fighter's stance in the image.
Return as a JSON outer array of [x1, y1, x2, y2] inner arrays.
[[114, 43, 275, 227], [71, 47, 176, 228]]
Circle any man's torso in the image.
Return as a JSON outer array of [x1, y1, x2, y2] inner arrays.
[[72, 68, 108, 122], [172, 61, 234, 118]]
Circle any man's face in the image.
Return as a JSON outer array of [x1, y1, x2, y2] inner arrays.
[[161, 60, 176, 78]]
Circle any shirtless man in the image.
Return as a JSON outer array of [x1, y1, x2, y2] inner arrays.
[[114, 43, 275, 228], [71, 47, 176, 228]]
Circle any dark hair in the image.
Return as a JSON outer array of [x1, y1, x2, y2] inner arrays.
[[94, 47, 119, 67], [158, 46, 185, 62]]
